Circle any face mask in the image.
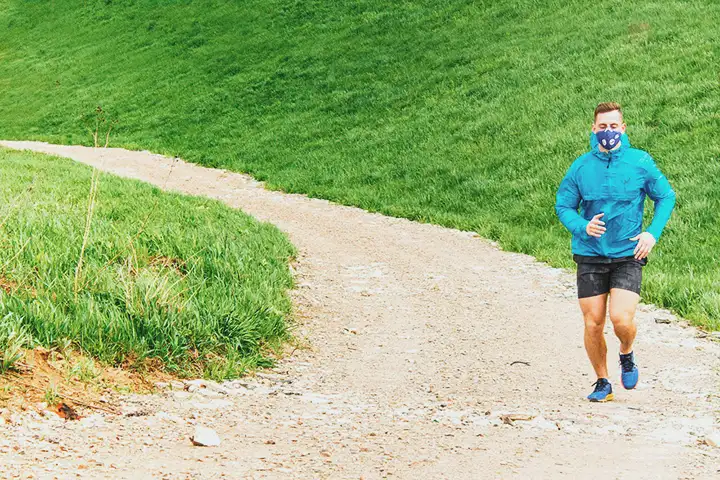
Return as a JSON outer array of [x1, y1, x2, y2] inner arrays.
[[595, 129, 622, 150]]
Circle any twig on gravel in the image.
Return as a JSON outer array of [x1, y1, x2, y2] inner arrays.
[[500, 413, 535, 426], [510, 361, 531, 366]]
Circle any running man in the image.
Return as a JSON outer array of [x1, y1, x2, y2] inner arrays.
[[555, 102, 676, 402]]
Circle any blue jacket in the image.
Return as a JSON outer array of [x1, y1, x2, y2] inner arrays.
[[555, 133, 676, 258]]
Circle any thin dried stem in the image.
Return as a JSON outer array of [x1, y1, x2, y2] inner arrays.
[[73, 168, 100, 300], [93, 120, 99, 148], [0, 237, 31, 275], [103, 120, 117, 148]]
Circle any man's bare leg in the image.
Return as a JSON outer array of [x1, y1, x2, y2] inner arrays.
[[608, 288, 639, 354], [579, 293, 609, 379], [609, 288, 641, 389]]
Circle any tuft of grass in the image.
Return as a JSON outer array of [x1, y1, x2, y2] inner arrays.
[[68, 357, 100, 383], [0, 313, 32, 373], [0, 1, 717, 329], [0, 148, 295, 379], [43, 384, 60, 405]]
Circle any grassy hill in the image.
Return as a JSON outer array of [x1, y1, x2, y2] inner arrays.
[[0, 148, 295, 378], [0, 0, 717, 329]]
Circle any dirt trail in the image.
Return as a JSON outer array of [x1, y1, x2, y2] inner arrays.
[[1, 141, 719, 480]]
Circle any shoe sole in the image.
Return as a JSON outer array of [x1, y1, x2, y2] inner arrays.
[[589, 393, 614, 403]]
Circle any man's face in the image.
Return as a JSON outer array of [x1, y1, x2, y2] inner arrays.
[[592, 110, 626, 134]]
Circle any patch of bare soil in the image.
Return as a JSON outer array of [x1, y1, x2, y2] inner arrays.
[[0, 347, 165, 416]]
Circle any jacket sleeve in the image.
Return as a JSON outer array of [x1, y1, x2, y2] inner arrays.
[[555, 164, 588, 236], [643, 155, 676, 240]]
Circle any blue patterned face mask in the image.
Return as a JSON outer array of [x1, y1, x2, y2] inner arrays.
[[595, 129, 622, 150]]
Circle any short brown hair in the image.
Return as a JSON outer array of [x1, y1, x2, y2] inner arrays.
[[594, 102, 622, 121]]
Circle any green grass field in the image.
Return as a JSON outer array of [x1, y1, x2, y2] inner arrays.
[[0, 148, 295, 378], [0, 0, 717, 329]]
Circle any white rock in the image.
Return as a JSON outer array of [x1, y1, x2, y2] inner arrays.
[[185, 379, 207, 388], [192, 426, 221, 447], [156, 411, 183, 424]]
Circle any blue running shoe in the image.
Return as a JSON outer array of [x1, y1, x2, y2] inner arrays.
[[587, 378, 614, 402], [620, 352, 639, 389]]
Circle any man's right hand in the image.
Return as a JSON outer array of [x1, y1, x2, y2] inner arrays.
[[586, 213, 606, 238]]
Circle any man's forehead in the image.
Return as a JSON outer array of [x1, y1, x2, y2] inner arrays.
[[595, 110, 623, 124]]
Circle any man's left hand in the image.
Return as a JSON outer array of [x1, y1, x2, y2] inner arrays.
[[630, 232, 656, 260]]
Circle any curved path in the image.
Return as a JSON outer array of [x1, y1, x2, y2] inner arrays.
[[1, 141, 719, 479]]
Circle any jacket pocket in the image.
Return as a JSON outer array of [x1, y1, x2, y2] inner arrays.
[[613, 208, 643, 243]]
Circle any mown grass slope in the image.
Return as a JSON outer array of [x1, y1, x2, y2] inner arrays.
[[0, 148, 295, 378], [0, 0, 717, 328]]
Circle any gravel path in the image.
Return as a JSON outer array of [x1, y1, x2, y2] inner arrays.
[[1, 141, 719, 480]]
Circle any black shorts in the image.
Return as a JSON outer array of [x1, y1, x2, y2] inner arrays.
[[574, 255, 647, 299]]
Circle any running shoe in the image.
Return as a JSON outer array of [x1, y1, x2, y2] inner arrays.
[[588, 378, 614, 402], [620, 352, 639, 389]]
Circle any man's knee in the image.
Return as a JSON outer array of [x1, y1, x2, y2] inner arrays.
[[583, 312, 605, 333], [609, 310, 635, 329], [609, 288, 639, 328]]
